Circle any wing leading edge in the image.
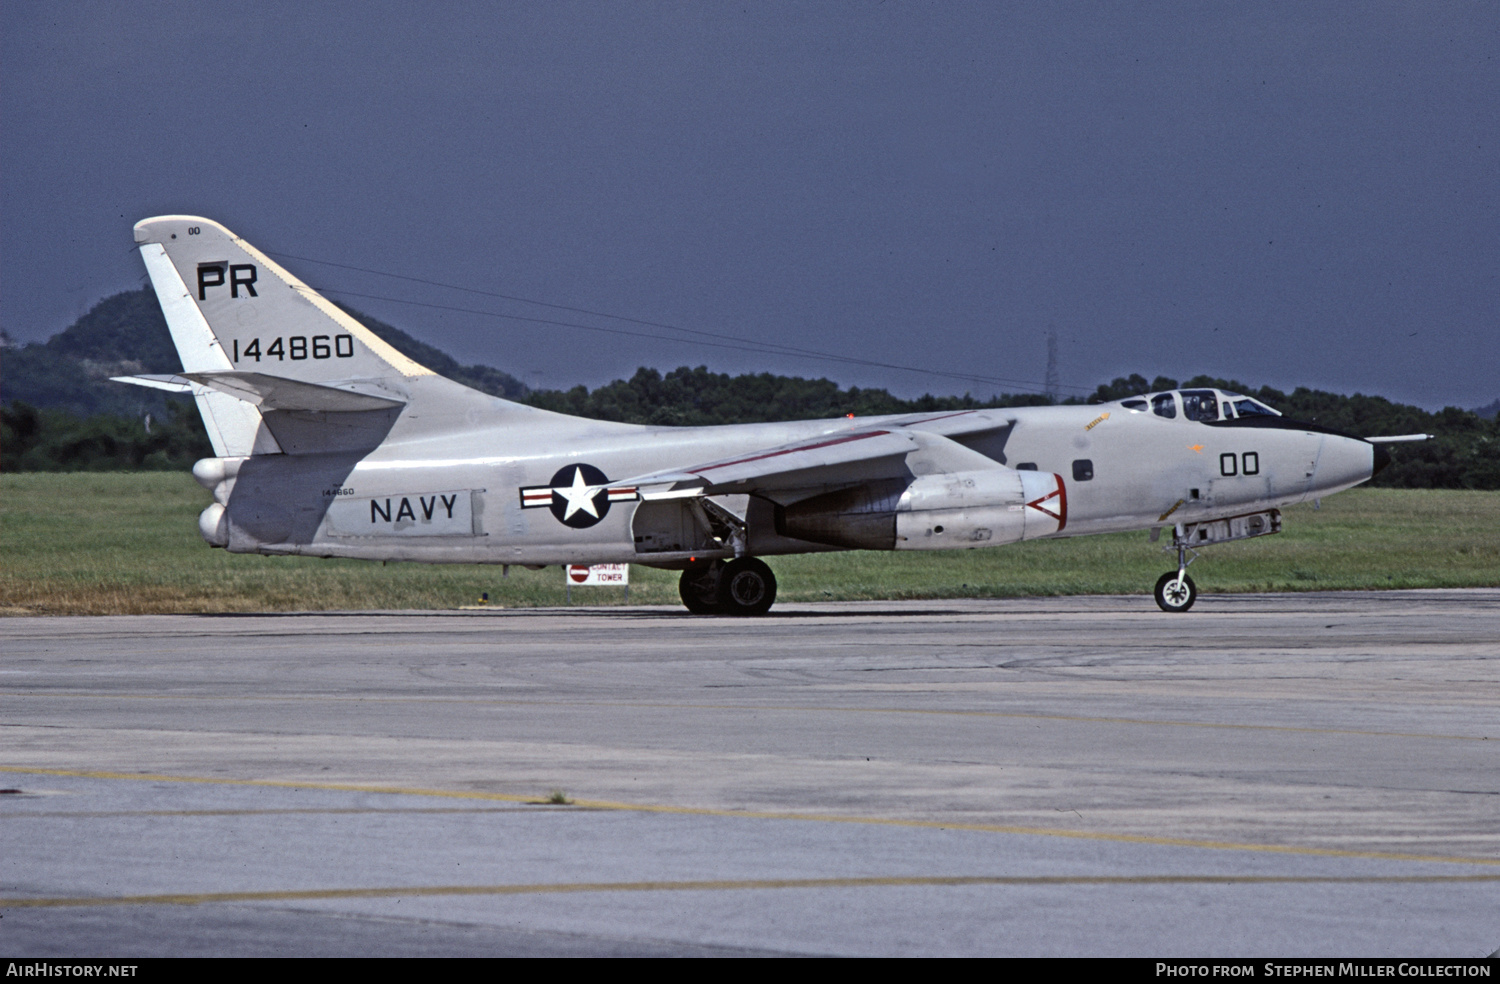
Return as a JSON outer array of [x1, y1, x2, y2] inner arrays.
[[623, 414, 1019, 502], [629, 428, 917, 499]]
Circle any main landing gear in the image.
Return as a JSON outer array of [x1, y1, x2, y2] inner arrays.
[[678, 557, 778, 616]]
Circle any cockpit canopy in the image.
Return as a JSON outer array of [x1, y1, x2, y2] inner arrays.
[[1117, 389, 1280, 422]]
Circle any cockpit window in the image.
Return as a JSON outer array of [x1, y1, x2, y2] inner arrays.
[[1181, 390, 1219, 422], [1120, 398, 1147, 411], [1151, 393, 1177, 419], [1232, 397, 1279, 417]]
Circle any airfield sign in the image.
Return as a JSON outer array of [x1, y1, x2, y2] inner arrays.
[[567, 564, 629, 586]]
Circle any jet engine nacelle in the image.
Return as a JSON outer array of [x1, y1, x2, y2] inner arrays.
[[895, 467, 1064, 549], [193, 456, 244, 548], [199, 502, 230, 547], [776, 467, 1065, 551]]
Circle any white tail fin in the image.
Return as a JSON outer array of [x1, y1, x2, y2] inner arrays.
[[133, 214, 583, 458], [131, 238, 277, 457], [135, 215, 432, 381], [133, 216, 441, 454]]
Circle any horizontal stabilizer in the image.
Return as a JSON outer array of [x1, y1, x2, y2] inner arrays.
[[111, 374, 196, 394], [178, 371, 408, 412], [113, 371, 405, 413]]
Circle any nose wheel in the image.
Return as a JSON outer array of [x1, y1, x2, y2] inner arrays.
[[1154, 571, 1197, 612]]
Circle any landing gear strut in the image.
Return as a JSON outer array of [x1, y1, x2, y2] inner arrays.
[[678, 558, 778, 616]]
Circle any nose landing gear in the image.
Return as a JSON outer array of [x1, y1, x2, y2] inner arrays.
[[1149, 509, 1282, 612], [1154, 569, 1197, 612], [1154, 535, 1199, 613]]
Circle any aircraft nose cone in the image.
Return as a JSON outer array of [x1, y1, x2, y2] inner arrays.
[[1311, 434, 1383, 496], [1371, 441, 1392, 477]]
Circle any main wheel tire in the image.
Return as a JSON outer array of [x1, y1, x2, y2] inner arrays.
[[1154, 571, 1197, 612], [715, 557, 777, 616], [679, 566, 723, 614]]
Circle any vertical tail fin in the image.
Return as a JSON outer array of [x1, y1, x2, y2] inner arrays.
[[135, 215, 433, 382], [134, 216, 438, 454], [134, 214, 579, 457]]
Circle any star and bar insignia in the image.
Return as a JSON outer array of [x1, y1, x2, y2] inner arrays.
[[519, 464, 638, 529]]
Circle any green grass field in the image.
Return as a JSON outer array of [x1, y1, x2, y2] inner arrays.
[[2, 472, 1496, 615]]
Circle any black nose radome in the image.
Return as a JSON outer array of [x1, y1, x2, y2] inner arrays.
[[1371, 442, 1392, 477]]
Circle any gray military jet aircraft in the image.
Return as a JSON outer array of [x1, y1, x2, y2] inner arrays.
[[116, 216, 1407, 614]]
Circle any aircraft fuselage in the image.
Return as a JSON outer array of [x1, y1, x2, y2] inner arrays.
[[206, 396, 1374, 567]]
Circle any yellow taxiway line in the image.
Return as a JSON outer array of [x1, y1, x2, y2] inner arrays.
[[3, 765, 1498, 867], [1, 691, 1490, 743], [5, 873, 1499, 910]]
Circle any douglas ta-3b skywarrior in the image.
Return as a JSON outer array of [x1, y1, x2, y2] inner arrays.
[[116, 216, 1421, 614]]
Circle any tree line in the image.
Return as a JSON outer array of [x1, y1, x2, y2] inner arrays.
[[3, 290, 1495, 488], [7, 365, 1495, 488]]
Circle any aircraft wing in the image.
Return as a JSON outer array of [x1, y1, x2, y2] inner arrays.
[[626, 428, 919, 499], [624, 422, 1011, 501]]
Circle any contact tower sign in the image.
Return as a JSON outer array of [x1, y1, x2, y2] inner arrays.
[[566, 564, 629, 587], [564, 563, 629, 603]]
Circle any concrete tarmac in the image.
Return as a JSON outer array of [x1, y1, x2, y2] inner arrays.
[[2, 590, 1497, 956]]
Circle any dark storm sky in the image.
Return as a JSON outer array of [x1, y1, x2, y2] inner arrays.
[[3, 2, 1495, 408]]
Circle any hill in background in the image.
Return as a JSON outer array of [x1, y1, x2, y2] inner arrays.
[[1, 288, 528, 418]]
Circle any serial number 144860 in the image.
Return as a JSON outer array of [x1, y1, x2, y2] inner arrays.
[[233, 334, 355, 362]]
